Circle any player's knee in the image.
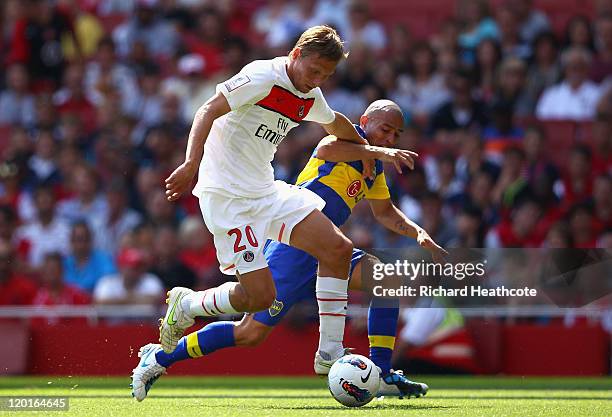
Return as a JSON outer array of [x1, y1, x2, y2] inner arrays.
[[328, 234, 353, 264]]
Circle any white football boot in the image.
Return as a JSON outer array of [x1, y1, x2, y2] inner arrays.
[[313, 348, 354, 375], [131, 344, 166, 401], [159, 287, 195, 353]]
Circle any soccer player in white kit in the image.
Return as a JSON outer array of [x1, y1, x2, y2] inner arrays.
[[159, 26, 368, 373]]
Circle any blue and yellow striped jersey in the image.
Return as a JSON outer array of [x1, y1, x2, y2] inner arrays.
[[296, 127, 390, 227]]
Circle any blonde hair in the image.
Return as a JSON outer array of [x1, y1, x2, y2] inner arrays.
[[293, 25, 348, 61]]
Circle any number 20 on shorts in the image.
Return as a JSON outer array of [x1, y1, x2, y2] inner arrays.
[[228, 226, 259, 253]]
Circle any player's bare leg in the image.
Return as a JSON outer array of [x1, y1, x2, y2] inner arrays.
[[291, 210, 353, 278], [289, 209, 353, 373], [233, 314, 274, 347], [159, 268, 276, 353]]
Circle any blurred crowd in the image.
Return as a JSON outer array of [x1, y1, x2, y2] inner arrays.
[[0, 0, 611, 313]]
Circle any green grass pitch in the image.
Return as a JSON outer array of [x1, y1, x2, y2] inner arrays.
[[0, 376, 610, 417]]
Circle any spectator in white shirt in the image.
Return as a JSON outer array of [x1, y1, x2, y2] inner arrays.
[[343, 0, 387, 53], [536, 47, 602, 121], [397, 42, 450, 125], [84, 36, 138, 109], [27, 129, 60, 186], [91, 179, 142, 255], [93, 247, 163, 306], [0, 64, 36, 127], [57, 164, 109, 224], [15, 185, 70, 267]]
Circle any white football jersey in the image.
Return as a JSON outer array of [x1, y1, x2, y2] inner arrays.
[[193, 57, 335, 199]]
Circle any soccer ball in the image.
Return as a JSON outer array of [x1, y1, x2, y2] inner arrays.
[[328, 354, 380, 407]]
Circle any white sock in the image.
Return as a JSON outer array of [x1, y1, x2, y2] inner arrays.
[[316, 276, 349, 360], [182, 282, 240, 317]]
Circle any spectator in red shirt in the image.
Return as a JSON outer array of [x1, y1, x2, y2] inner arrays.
[[31, 252, 91, 326], [568, 203, 601, 248], [178, 216, 220, 288], [52, 63, 97, 133], [486, 199, 546, 247], [0, 240, 37, 305], [182, 8, 226, 77], [33, 251, 91, 306]]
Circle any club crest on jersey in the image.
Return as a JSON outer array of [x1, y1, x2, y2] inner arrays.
[[347, 180, 362, 197], [268, 299, 284, 316], [298, 105, 305, 118], [243, 251, 255, 262]]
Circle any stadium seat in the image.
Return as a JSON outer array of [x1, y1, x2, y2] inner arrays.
[[369, 0, 455, 39], [488, 0, 594, 35], [540, 120, 577, 167], [0, 125, 13, 158], [534, 0, 595, 34]]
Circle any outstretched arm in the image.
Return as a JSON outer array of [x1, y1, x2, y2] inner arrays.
[[321, 112, 367, 144], [165, 92, 230, 201], [369, 198, 448, 262], [320, 112, 377, 179], [315, 136, 418, 173]]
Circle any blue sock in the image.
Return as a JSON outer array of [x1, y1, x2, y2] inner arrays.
[[155, 321, 235, 368], [367, 299, 399, 375]]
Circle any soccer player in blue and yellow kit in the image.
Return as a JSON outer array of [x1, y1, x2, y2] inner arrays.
[[132, 100, 447, 401]]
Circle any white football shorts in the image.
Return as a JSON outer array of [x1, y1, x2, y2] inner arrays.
[[198, 180, 325, 275]]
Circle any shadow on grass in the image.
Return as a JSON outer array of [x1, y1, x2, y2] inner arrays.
[[437, 395, 611, 401], [63, 394, 612, 401], [142, 402, 467, 411], [271, 404, 463, 411]]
